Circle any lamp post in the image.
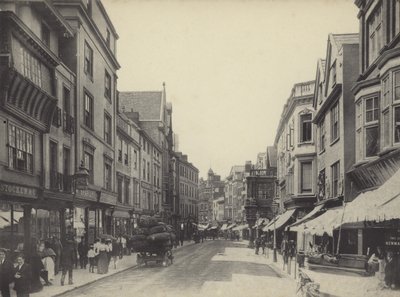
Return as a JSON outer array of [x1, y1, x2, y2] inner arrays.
[[244, 197, 257, 248]]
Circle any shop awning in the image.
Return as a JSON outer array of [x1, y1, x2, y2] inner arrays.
[[113, 210, 130, 218], [287, 204, 326, 230], [263, 216, 279, 231], [263, 209, 296, 232], [232, 224, 249, 231], [220, 224, 228, 231], [197, 224, 209, 230], [340, 167, 400, 225], [302, 207, 344, 236], [226, 223, 237, 230]]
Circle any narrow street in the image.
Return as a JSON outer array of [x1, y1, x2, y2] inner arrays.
[[60, 240, 295, 297]]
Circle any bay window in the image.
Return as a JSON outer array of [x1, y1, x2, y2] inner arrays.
[[394, 106, 400, 143], [367, 4, 383, 66], [300, 113, 312, 143], [300, 161, 312, 193]]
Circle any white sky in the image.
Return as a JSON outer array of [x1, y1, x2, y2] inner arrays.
[[102, 0, 359, 179]]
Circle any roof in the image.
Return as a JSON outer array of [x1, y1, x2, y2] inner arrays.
[[331, 33, 359, 48], [231, 165, 245, 174], [119, 92, 163, 121], [266, 146, 277, 168]]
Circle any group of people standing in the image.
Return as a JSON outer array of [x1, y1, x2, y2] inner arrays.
[[0, 233, 130, 297]]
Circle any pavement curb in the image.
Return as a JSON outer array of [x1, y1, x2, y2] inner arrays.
[[52, 242, 195, 297], [52, 262, 140, 297]]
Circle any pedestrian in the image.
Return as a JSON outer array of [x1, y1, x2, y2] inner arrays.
[[38, 241, 56, 285], [255, 237, 261, 255], [0, 248, 14, 297], [77, 237, 87, 269], [87, 244, 96, 273], [111, 239, 120, 269], [29, 243, 44, 293], [51, 236, 62, 275], [384, 251, 396, 289], [106, 239, 113, 266], [119, 235, 126, 257], [97, 239, 110, 274], [261, 236, 266, 255], [281, 236, 289, 269], [13, 253, 32, 297], [60, 237, 75, 286]]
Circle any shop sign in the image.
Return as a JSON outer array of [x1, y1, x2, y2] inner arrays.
[[0, 182, 38, 199], [385, 229, 400, 248], [76, 189, 97, 201], [100, 192, 117, 205]]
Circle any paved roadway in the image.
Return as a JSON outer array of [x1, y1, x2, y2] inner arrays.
[[60, 240, 296, 297]]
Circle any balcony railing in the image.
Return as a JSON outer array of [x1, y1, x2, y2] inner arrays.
[[49, 171, 73, 192]]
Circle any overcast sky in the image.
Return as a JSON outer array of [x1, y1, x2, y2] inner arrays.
[[102, 0, 359, 179]]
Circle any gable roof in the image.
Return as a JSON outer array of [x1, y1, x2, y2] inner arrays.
[[119, 91, 163, 121]]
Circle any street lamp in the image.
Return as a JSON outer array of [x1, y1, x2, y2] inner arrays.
[[244, 197, 257, 248]]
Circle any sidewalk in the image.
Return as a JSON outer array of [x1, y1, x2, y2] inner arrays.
[[258, 246, 399, 297], [22, 242, 193, 297], [33, 252, 138, 297]]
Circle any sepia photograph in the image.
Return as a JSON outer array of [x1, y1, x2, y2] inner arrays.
[[0, 0, 400, 296]]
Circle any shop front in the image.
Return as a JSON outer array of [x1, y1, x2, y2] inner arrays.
[[0, 181, 39, 256]]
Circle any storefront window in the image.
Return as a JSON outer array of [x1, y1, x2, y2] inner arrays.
[[0, 203, 25, 252], [74, 207, 86, 238]]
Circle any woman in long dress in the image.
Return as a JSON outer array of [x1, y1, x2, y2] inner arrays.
[[97, 239, 110, 274]]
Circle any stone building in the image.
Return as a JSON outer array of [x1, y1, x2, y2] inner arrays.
[[53, 0, 120, 244], [313, 34, 359, 206], [175, 152, 199, 239], [198, 169, 225, 224], [274, 81, 316, 230], [224, 165, 245, 223], [119, 84, 175, 223], [0, 0, 76, 252]]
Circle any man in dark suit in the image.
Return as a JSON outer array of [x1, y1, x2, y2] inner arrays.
[[0, 249, 14, 297], [13, 254, 31, 297]]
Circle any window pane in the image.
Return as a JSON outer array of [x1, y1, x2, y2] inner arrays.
[[395, 107, 400, 143], [383, 111, 390, 147], [301, 162, 312, 192], [395, 72, 400, 101], [365, 126, 379, 157]]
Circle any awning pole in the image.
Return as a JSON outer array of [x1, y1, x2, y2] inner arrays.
[[336, 202, 346, 255]]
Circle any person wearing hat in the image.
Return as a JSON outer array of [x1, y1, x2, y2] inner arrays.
[[13, 253, 32, 297], [0, 249, 14, 297]]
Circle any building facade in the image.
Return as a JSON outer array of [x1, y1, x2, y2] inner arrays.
[[175, 152, 199, 239], [119, 85, 175, 224], [313, 34, 359, 206], [54, 0, 120, 245], [275, 81, 317, 223], [198, 169, 225, 224], [224, 165, 245, 223], [0, 0, 76, 252]]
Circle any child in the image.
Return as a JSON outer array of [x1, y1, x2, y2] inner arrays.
[[87, 244, 96, 273]]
